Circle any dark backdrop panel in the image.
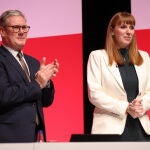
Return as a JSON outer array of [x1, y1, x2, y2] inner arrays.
[[82, 0, 131, 133]]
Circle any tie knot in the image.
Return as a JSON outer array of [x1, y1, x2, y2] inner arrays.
[[17, 51, 23, 59]]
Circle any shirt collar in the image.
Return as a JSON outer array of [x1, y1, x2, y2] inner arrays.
[[2, 44, 23, 58]]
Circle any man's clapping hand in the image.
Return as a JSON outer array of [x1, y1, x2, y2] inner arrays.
[[35, 57, 59, 89]]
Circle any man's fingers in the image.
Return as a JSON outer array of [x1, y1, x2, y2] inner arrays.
[[40, 57, 46, 68]]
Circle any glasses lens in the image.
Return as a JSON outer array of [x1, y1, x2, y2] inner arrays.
[[6, 25, 30, 32], [13, 26, 20, 32], [22, 26, 30, 32]]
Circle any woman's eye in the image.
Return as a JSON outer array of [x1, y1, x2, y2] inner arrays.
[[120, 25, 126, 29], [130, 26, 134, 30]]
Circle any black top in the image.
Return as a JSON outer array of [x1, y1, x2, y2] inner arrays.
[[118, 48, 150, 141]]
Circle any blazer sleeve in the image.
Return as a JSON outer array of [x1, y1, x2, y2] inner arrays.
[[138, 51, 150, 112]]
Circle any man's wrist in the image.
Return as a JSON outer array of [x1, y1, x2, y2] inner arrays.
[[45, 80, 51, 88]]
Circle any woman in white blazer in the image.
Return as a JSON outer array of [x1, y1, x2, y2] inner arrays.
[[87, 12, 150, 141]]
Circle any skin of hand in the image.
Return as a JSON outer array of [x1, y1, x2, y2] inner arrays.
[[35, 57, 59, 89], [127, 99, 145, 119]]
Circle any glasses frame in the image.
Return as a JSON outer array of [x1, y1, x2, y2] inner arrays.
[[5, 25, 30, 33]]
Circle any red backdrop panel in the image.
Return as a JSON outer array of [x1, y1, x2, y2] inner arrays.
[[136, 29, 150, 53]]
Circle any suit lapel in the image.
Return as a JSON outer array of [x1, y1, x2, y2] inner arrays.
[[9, 54, 30, 83], [1, 46, 29, 82]]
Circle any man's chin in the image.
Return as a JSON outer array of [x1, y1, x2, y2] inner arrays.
[[16, 42, 26, 49], [15, 44, 25, 50]]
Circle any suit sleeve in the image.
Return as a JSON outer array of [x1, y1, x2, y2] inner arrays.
[[41, 79, 55, 107]]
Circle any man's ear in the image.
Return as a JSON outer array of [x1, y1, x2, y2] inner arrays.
[[0, 26, 6, 37]]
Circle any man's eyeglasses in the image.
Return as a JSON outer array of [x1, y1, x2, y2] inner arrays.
[[5, 25, 30, 33]]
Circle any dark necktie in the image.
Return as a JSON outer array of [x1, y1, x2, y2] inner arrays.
[[17, 51, 31, 82]]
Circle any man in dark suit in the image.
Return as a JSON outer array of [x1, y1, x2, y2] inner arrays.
[[0, 10, 59, 142]]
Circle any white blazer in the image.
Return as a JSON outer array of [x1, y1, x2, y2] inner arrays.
[[87, 49, 150, 134]]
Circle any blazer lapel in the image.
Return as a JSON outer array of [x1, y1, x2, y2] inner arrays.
[[103, 55, 125, 91], [135, 65, 143, 94], [109, 64, 125, 91]]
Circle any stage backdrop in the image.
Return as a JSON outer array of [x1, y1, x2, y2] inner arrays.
[[0, 0, 83, 142], [131, 0, 150, 53]]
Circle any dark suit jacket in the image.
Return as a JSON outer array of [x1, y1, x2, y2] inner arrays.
[[0, 45, 55, 143]]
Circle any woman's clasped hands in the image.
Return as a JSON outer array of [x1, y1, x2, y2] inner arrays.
[[127, 99, 146, 119]]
